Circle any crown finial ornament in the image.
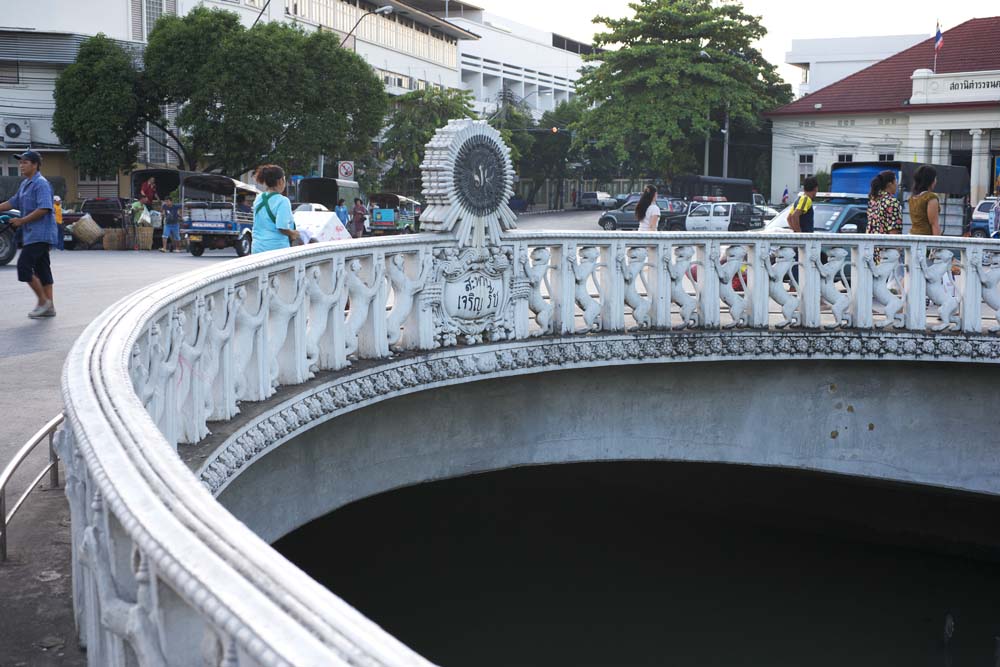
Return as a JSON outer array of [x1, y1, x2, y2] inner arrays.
[[419, 119, 517, 247]]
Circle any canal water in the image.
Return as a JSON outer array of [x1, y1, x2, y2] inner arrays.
[[276, 462, 1000, 667]]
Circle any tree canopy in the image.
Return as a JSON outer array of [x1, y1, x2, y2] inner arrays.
[[53, 35, 151, 178], [575, 0, 791, 177], [379, 87, 475, 195], [54, 8, 389, 177]]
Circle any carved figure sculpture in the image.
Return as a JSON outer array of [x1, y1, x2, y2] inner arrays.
[[811, 247, 852, 328], [306, 263, 345, 371], [520, 247, 554, 336], [386, 252, 432, 348], [174, 301, 211, 444], [758, 245, 800, 328], [267, 271, 307, 388], [233, 282, 269, 404], [664, 245, 698, 328], [567, 246, 602, 333], [865, 248, 904, 329], [712, 244, 748, 328], [920, 248, 960, 331], [201, 287, 238, 422], [345, 258, 384, 356], [619, 247, 651, 330], [974, 250, 1000, 333]]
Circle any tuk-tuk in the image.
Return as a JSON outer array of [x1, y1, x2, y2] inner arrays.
[[180, 173, 260, 256], [367, 193, 422, 235]]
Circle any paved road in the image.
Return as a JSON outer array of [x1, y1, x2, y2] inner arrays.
[[0, 249, 231, 497], [516, 209, 599, 232]]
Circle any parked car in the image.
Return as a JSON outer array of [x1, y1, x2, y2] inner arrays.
[[62, 197, 130, 249], [970, 197, 998, 238], [578, 191, 617, 210], [763, 194, 869, 234], [755, 204, 780, 221], [598, 197, 682, 231], [683, 201, 756, 232]]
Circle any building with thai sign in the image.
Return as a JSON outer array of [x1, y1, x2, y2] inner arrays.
[[768, 17, 1000, 205]]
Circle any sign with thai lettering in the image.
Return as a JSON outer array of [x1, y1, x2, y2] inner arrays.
[[911, 70, 1000, 105], [444, 271, 503, 319]]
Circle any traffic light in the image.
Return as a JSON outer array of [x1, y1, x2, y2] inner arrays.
[[551, 127, 559, 134]]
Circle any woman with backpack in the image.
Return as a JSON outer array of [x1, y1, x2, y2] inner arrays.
[[251, 164, 300, 254]]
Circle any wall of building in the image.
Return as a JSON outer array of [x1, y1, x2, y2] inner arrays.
[[770, 69, 1000, 203], [445, 13, 584, 117], [786, 34, 926, 97], [2, 0, 132, 41]]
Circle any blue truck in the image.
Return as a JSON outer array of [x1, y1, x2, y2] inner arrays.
[[830, 161, 970, 236]]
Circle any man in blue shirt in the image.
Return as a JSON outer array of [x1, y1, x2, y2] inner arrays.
[[0, 150, 59, 318]]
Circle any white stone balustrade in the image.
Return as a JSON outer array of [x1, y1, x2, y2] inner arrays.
[[57, 121, 1000, 666]]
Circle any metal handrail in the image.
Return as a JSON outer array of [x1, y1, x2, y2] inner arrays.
[[0, 413, 63, 561]]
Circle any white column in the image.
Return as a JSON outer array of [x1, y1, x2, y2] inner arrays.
[[929, 130, 942, 164], [970, 129, 985, 203]]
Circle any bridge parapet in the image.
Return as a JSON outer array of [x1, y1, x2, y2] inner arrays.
[[58, 121, 1000, 666]]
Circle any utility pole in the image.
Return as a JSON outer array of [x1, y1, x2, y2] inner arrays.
[[722, 109, 730, 179]]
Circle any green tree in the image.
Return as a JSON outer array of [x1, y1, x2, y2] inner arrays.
[[380, 87, 475, 195], [54, 8, 389, 177], [144, 8, 388, 175], [52, 35, 151, 178], [486, 91, 536, 172], [576, 0, 792, 178], [520, 100, 585, 206]]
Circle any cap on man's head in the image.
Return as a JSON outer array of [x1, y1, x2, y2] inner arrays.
[[14, 150, 41, 164]]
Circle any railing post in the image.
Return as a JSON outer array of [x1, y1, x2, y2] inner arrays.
[[652, 241, 671, 329], [697, 241, 720, 329], [1, 487, 6, 561], [851, 241, 874, 330], [747, 240, 770, 328], [905, 242, 928, 330], [961, 246, 983, 334], [800, 240, 822, 329], [49, 430, 59, 490]]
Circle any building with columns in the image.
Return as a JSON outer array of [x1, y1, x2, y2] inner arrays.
[[768, 17, 1000, 205]]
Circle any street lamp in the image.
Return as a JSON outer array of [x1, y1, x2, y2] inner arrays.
[[340, 5, 393, 49]]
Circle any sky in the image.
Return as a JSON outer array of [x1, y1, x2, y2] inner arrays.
[[466, 0, 999, 86]]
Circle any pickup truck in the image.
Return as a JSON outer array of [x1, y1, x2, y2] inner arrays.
[[63, 197, 129, 249]]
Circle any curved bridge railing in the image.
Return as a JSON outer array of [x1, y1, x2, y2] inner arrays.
[[59, 228, 1000, 666], [58, 121, 1000, 666]]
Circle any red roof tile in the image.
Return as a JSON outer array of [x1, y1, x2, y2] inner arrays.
[[769, 17, 1000, 116]]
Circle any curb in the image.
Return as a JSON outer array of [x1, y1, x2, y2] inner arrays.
[[516, 208, 580, 217]]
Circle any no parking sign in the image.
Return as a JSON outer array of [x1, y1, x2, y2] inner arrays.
[[338, 161, 354, 179]]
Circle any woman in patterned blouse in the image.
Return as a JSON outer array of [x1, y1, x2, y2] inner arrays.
[[867, 170, 902, 261]]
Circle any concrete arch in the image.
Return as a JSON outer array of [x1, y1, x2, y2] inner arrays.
[[215, 359, 999, 546]]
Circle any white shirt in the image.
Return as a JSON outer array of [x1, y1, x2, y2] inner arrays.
[[638, 203, 660, 232]]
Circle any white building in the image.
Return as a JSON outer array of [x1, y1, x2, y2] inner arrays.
[[769, 17, 1000, 205], [786, 34, 926, 97], [421, 0, 590, 118], [0, 0, 477, 200]]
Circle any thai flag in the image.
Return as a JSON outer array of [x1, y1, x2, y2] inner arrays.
[[781, 187, 789, 205], [935, 22, 944, 52]]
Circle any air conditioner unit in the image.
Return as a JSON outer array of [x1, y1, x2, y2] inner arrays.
[[2, 118, 31, 145]]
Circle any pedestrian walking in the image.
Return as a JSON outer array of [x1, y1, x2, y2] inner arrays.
[[53, 195, 64, 250], [909, 166, 941, 236], [351, 198, 367, 238], [160, 196, 181, 252], [866, 170, 902, 263], [335, 198, 349, 226], [0, 150, 59, 318], [788, 177, 818, 233], [251, 164, 299, 254], [635, 185, 660, 232]]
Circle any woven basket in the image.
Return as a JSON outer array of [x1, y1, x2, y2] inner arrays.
[[102, 228, 123, 251], [137, 226, 154, 250], [71, 214, 104, 245]]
